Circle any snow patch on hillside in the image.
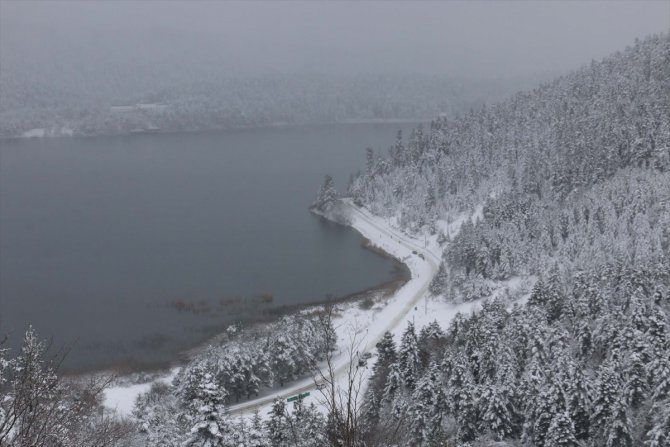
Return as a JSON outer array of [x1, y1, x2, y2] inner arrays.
[[104, 368, 181, 417]]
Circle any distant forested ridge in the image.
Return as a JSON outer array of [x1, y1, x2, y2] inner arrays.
[[0, 20, 536, 138], [348, 33, 670, 446], [0, 71, 530, 138]]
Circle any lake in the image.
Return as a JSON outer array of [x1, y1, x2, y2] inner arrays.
[[0, 123, 415, 372]]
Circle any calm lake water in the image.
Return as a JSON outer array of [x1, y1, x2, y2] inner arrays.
[[0, 123, 415, 372]]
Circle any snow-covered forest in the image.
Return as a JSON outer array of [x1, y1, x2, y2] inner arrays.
[[347, 33, 670, 446], [1, 25, 669, 447], [130, 314, 335, 446]]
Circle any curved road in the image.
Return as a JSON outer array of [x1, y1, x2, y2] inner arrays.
[[227, 201, 440, 415]]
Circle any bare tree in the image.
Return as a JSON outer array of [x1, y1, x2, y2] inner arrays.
[[313, 305, 369, 447]]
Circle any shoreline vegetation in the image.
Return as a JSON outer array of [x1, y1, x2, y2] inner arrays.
[[65, 211, 410, 380]]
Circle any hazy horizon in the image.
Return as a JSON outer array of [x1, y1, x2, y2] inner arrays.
[[2, 0, 668, 79]]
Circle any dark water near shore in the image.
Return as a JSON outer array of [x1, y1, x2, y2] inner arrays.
[[0, 123, 415, 372]]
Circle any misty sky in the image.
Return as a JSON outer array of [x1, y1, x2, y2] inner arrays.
[[1, 0, 669, 78]]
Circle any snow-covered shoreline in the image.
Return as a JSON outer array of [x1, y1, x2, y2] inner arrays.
[[103, 199, 510, 418], [103, 200, 426, 416]]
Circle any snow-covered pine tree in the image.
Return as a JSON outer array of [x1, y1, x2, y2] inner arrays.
[[362, 331, 397, 426], [290, 400, 326, 447], [624, 351, 648, 409], [409, 363, 444, 445], [565, 364, 593, 441], [398, 322, 421, 389], [456, 383, 479, 444], [591, 363, 621, 438], [644, 399, 670, 447], [429, 261, 448, 296], [524, 383, 565, 446], [479, 384, 515, 441], [382, 361, 402, 403], [267, 398, 288, 447], [244, 411, 270, 446], [183, 373, 228, 447], [375, 331, 397, 367], [605, 396, 633, 447], [545, 412, 579, 447], [649, 354, 670, 403], [313, 174, 337, 213]]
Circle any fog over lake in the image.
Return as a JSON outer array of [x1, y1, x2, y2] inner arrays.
[[0, 123, 412, 372]]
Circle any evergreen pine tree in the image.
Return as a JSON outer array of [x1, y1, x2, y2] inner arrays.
[[525, 383, 565, 447], [248, 411, 270, 446], [646, 306, 668, 351], [456, 384, 479, 444], [410, 363, 444, 445], [313, 174, 337, 212], [480, 384, 514, 441], [375, 331, 397, 367], [648, 349, 670, 403], [183, 373, 227, 447], [447, 352, 471, 415], [383, 362, 402, 402], [624, 352, 648, 409], [591, 363, 621, 437], [645, 399, 670, 447], [605, 397, 633, 447], [566, 365, 592, 440], [267, 398, 288, 447], [429, 262, 448, 296], [398, 322, 421, 389], [545, 412, 579, 447]]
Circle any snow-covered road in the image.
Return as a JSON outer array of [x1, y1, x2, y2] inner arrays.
[[226, 200, 441, 415]]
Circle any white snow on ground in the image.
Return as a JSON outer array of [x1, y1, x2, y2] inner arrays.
[[103, 368, 180, 417], [103, 199, 499, 419], [433, 203, 484, 241]]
